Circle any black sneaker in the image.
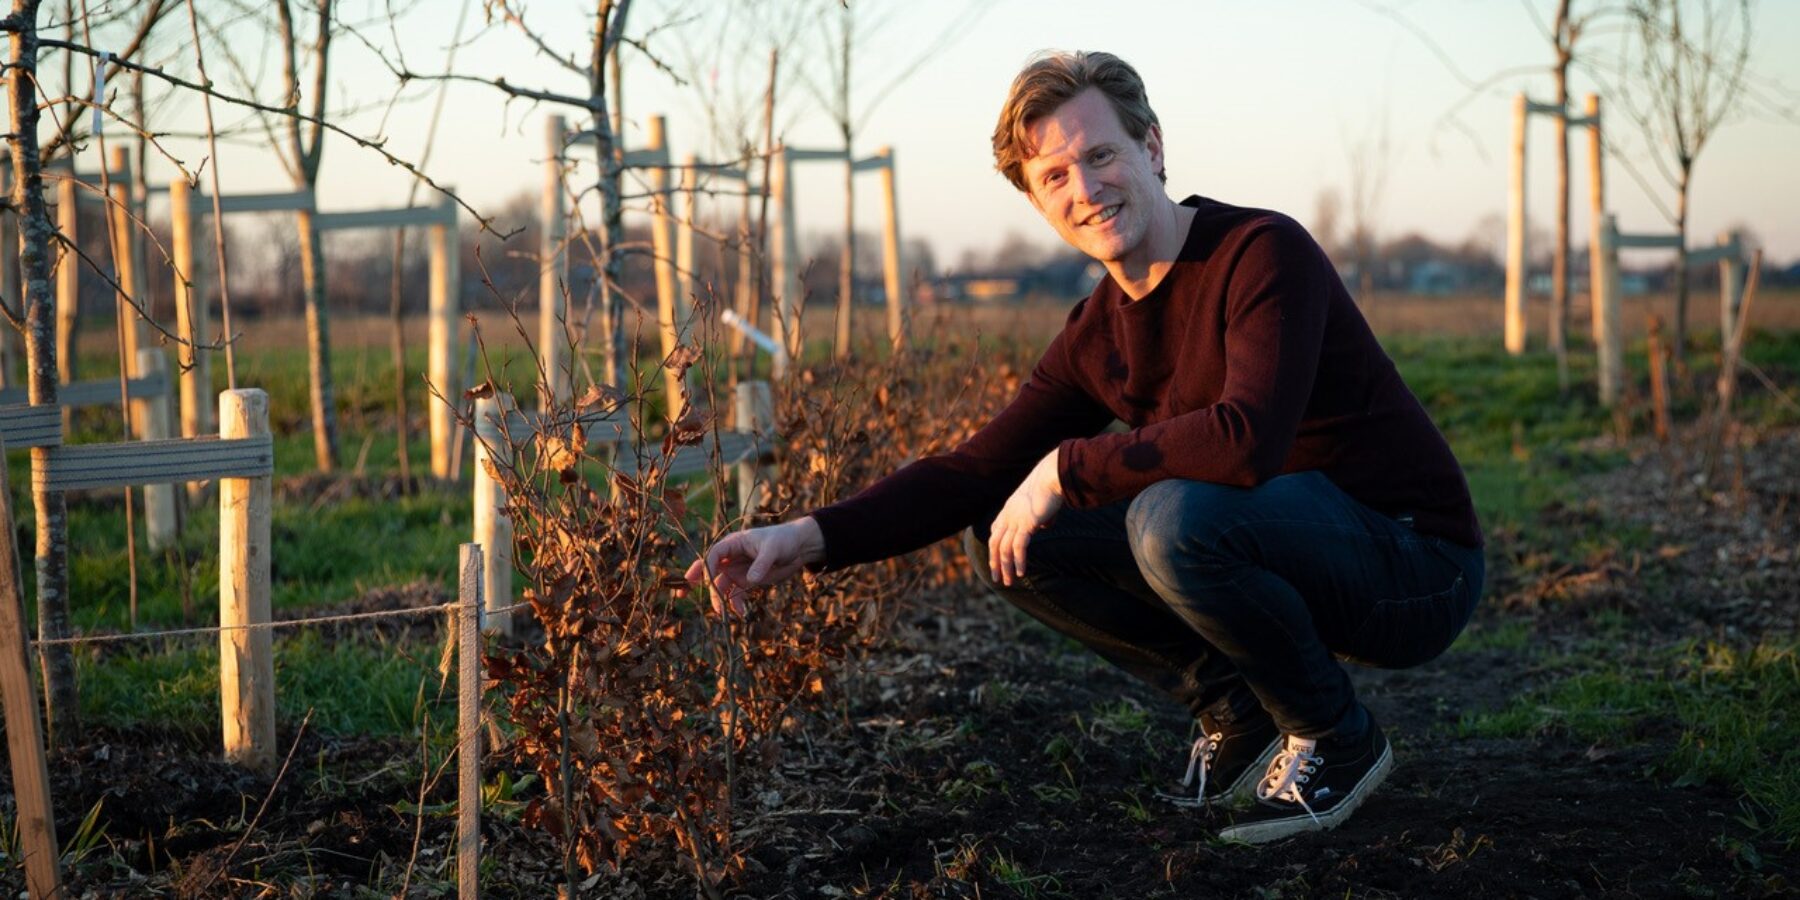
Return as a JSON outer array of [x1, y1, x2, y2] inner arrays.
[[1218, 716, 1393, 844], [1155, 710, 1282, 808]]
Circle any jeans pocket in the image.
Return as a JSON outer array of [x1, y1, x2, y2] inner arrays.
[[1338, 571, 1478, 669]]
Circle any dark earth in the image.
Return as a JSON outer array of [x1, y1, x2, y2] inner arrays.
[[5, 427, 1796, 898]]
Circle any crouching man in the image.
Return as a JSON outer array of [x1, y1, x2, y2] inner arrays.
[[687, 50, 1484, 844]]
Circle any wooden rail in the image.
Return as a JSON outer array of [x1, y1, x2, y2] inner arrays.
[[34, 434, 274, 492], [0, 370, 168, 408]]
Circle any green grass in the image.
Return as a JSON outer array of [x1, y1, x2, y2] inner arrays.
[[1461, 640, 1800, 845], [79, 630, 454, 739]]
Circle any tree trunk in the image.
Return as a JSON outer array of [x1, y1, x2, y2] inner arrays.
[[836, 135, 853, 359], [296, 209, 338, 470], [1552, 57, 1571, 391], [8, 0, 78, 747], [592, 3, 629, 389], [1673, 161, 1691, 365]]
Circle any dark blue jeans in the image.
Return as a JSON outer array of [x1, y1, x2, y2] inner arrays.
[[965, 472, 1484, 740]]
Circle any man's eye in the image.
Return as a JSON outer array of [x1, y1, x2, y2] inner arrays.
[[1092, 149, 1114, 164], [1044, 171, 1065, 185]]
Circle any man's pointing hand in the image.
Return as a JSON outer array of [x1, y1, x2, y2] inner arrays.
[[988, 448, 1064, 587], [684, 517, 827, 615]]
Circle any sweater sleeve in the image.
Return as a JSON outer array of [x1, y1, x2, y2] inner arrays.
[[808, 320, 1116, 572], [1057, 218, 1330, 506]]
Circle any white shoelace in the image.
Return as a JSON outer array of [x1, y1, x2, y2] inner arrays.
[[1180, 731, 1223, 803], [1257, 736, 1324, 825]]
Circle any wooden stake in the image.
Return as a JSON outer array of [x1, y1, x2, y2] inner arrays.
[[170, 177, 213, 443], [55, 174, 79, 391], [457, 542, 483, 900], [540, 115, 569, 410], [1597, 214, 1625, 407], [472, 394, 514, 636], [1718, 230, 1743, 342], [1647, 316, 1670, 444], [678, 154, 697, 322], [1505, 92, 1529, 357], [770, 147, 801, 367], [0, 431, 62, 898], [732, 185, 754, 370], [107, 147, 145, 405], [1710, 250, 1762, 467], [219, 388, 274, 771], [877, 147, 905, 353], [734, 381, 774, 517], [429, 193, 460, 478], [647, 117, 682, 421], [137, 349, 179, 550]]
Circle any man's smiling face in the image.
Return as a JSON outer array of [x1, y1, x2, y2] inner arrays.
[[1020, 87, 1166, 268]]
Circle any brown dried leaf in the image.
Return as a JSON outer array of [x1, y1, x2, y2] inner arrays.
[[664, 343, 702, 373], [540, 431, 582, 471], [576, 383, 625, 411], [464, 380, 495, 400]]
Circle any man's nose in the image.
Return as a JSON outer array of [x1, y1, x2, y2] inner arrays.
[[1067, 162, 1102, 204]]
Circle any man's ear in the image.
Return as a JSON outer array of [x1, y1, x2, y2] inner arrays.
[[1145, 123, 1165, 176]]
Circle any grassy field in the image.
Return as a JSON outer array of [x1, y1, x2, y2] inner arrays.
[[8, 293, 1799, 893]]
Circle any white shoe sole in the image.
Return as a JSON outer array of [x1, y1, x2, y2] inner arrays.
[[1217, 742, 1394, 845]]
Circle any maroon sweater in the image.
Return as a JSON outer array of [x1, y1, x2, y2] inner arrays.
[[810, 196, 1482, 571]]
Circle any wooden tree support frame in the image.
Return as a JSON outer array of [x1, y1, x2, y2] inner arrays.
[[168, 183, 463, 478], [562, 117, 907, 408], [0, 387, 278, 772], [1505, 92, 1605, 359]]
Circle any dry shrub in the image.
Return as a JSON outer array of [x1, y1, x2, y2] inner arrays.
[[471, 306, 1038, 897]]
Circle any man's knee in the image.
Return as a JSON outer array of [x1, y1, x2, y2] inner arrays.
[[1128, 480, 1237, 577]]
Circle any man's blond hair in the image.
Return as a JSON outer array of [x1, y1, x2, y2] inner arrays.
[[991, 50, 1164, 193]]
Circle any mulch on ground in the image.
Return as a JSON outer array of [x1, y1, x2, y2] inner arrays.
[[6, 427, 1795, 897]]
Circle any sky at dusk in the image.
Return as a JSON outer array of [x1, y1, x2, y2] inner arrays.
[[97, 0, 1800, 269]]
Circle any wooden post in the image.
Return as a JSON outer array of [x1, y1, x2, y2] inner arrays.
[[1596, 214, 1624, 407], [877, 146, 906, 353], [429, 192, 460, 479], [540, 115, 569, 410], [678, 154, 698, 319], [219, 388, 274, 771], [1505, 92, 1529, 357], [136, 349, 178, 550], [732, 182, 755, 369], [473, 393, 514, 637], [1647, 316, 1670, 444], [646, 118, 683, 420], [55, 174, 79, 390], [170, 177, 213, 443], [1710, 250, 1762, 472], [734, 380, 774, 517], [1718, 230, 1743, 343], [770, 147, 802, 367], [107, 147, 145, 403], [0, 432, 62, 898], [457, 542, 483, 900]]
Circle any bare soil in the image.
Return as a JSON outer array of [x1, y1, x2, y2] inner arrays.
[[7, 427, 1796, 898]]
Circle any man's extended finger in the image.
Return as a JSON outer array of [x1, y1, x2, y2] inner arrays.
[[684, 556, 706, 584], [988, 521, 1006, 584]]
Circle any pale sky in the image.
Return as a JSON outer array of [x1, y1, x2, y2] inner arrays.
[[89, 0, 1800, 269]]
